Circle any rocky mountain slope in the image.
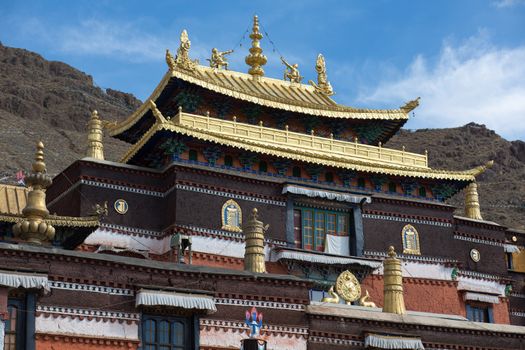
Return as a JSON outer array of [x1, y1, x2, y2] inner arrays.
[[0, 43, 523, 228]]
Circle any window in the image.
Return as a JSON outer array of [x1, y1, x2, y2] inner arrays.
[[188, 149, 198, 162], [142, 315, 191, 350], [357, 178, 366, 189], [388, 182, 397, 193], [258, 161, 268, 172], [297, 207, 350, 251], [292, 166, 301, 177], [5, 299, 26, 350], [507, 252, 514, 270], [466, 303, 493, 323], [224, 155, 233, 167]]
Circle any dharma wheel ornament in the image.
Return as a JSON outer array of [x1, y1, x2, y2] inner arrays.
[[13, 141, 55, 244], [335, 270, 361, 304]]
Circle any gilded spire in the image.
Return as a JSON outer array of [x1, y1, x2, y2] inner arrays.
[[243, 208, 267, 273], [245, 15, 267, 78], [465, 181, 483, 220], [13, 142, 55, 244], [382, 246, 406, 314], [87, 110, 104, 160]]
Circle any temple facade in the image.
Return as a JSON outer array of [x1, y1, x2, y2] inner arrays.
[[1, 15, 525, 350]]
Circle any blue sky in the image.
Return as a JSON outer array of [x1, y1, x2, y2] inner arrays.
[[1, 0, 525, 140]]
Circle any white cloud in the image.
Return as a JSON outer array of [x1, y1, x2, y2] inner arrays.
[[492, 0, 525, 8], [357, 34, 525, 140]]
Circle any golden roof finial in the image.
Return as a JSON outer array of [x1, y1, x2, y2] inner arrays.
[[168, 30, 198, 72], [464, 181, 483, 220], [309, 54, 334, 96], [382, 246, 406, 314], [12, 142, 55, 245], [245, 15, 267, 78], [243, 207, 267, 273], [87, 110, 104, 160]]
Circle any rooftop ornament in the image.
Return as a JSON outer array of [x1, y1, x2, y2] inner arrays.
[[309, 54, 334, 96], [13, 142, 55, 245], [245, 15, 267, 78], [166, 29, 198, 72], [86, 110, 104, 160], [243, 208, 268, 273], [208, 48, 234, 70], [281, 56, 302, 83]]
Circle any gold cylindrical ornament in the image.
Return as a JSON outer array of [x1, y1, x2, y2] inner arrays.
[[87, 110, 105, 160], [243, 208, 266, 273], [464, 181, 482, 220], [382, 246, 406, 314]]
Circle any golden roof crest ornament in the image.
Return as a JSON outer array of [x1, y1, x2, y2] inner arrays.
[[281, 57, 302, 83], [382, 246, 406, 314], [12, 142, 55, 245], [208, 48, 234, 70], [400, 97, 421, 113], [245, 15, 267, 78], [309, 54, 334, 96], [464, 181, 483, 220], [86, 110, 104, 160], [167, 30, 198, 72]]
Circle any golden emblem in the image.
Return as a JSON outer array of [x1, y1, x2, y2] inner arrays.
[[335, 270, 361, 304], [221, 199, 242, 232], [470, 248, 480, 262], [114, 199, 128, 215]]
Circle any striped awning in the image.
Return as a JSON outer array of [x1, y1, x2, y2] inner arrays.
[[463, 292, 500, 304], [0, 270, 49, 291], [271, 249, 381, 269], [136, 289, 216, 314], [365, 334, 425, 349], [504, 244, 520, 253], [282, 184, 371, 204]]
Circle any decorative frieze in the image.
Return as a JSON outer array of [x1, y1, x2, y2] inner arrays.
[[200, 319, 308, 338], [174, 183, 286, 206], [214, 298, 305, 311], [36, 305, 140, 321], [362, 213, 452, 227], [309, 335, 363, 347], [49, 281, 134, 296], [453, 233, 504, 248]]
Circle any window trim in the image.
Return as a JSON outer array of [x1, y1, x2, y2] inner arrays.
[[141, 314, 196, 350], [297, 207, 350, 252]]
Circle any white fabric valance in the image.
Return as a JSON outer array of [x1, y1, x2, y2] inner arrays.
[[463, 292, 500, 304], [271, 249, 381, 269], [136, 289, 216, 314], [365, 334, 425, 349], [0, 270, 49, 291], [324, 234, 350, 256], [504, 244, 520, 253], [282, 184, 371, 204]]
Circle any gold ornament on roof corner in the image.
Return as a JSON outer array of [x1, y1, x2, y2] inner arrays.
[[245, 15, 267, 78], [221, 199, 242, 232], [281, 57, 302, 83], [400, 97, 420, 113], [464, 181, 483, 220], [243, 208, 267, 273], [309, 54, 334, 96], [208, 48, 234, 70], [382, 246, 406, 314], [12, 142, 55, 245], [335, 270, 361, 304], [321, 286, 340, 303], [167, 30, 198, 72]]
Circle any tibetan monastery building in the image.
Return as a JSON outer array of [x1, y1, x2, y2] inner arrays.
[[1, 15, 525, 350]]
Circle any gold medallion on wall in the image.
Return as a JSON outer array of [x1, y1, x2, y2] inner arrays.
[[221, 199, 242, 232], [402, 224, 421, 255], [114, 199, 128, 215]]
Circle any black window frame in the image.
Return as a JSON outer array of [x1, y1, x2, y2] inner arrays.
[[141, 314, 197, 350]]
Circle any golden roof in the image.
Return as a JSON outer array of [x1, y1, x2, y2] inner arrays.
[[121, 106, 490, 182], [0, 184, 28, 215], [108, 67, 413, 138]]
